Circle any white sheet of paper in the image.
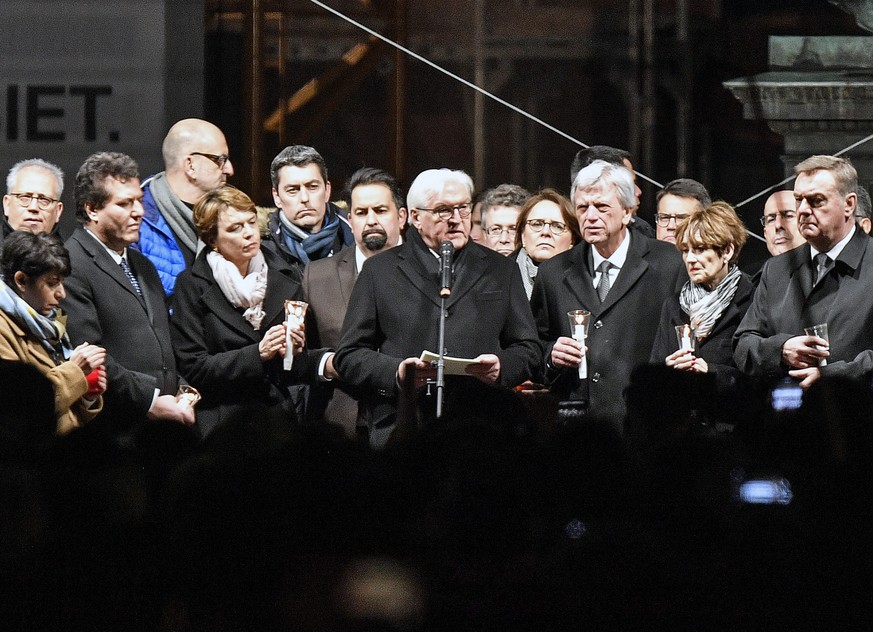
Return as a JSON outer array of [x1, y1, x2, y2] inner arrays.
[[419, 350, 483, 376]]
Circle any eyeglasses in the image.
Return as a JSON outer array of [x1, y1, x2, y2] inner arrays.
[[190, 152, 230, 169], [760, 210, 796, 226], [8, 192, 59, 210], [525, 219, 568, 234], [486, 225, 517, 238], [654, 213, 688, 227], [416, 202, 472, 221]]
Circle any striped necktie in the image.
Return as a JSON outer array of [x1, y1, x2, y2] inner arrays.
[[119, 257, 143, 298]]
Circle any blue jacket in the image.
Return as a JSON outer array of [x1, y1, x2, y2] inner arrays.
[[131, 176, 193, 296]]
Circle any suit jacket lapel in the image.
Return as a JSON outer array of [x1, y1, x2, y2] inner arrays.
[[397, 240, 443, 308], [446, 245, 488, 308], [262, 265, 299, 328], [336, 248, 357, 306], [561, 244, 600, 313], [192, 258, 261, 343], [597, 232, 649, 315], [76, 230, 149, 311]]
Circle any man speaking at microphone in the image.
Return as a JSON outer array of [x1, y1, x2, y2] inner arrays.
[[334, 168, 541, 448]]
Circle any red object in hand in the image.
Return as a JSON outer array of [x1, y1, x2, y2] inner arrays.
[[86, 368, 105, 395]]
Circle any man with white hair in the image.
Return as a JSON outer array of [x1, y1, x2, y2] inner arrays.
[[132, 118, 235, 296], [2, 158, 66, 247], [334, 168, 541, 448], [531, 159, 685, 430]]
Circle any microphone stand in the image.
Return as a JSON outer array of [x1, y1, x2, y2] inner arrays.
[[436, 286, 449, 419], [436, 240, 453, 419]]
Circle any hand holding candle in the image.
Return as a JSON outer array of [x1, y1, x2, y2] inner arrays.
[[284, 300, 308, 370], [566, 310, 590, 379]]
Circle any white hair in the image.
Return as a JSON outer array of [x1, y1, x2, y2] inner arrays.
[[571, 160, 635, 209], [6, 158, 64, 197], [407, 168, 474, 210]]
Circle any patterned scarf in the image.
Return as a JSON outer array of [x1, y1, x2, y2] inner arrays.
[[679, 264, 742, 341], [0, 277, 73, 364], [206, 250, 268, 330], [278, 209, 341, 265]]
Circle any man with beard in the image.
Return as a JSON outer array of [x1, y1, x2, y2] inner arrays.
[[735, 155, 873, 389], [301, 167, 407, 436], [335, 168, 541, 448]]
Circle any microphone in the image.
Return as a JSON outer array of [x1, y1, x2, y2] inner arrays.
[[439, 240, 454, 298]]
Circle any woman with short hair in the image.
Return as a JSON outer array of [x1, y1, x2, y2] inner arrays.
[[650, 200, 753, 377], [512, 189, 581, 299], [171, 185, 327, 439], [0, 231, 106, 433]]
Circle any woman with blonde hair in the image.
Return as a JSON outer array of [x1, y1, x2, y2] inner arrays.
[[650, 201, 754, 378]]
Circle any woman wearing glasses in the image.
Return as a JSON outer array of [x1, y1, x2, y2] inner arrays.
[[512, 189, 581, 299], [650, 201, 754, 381]]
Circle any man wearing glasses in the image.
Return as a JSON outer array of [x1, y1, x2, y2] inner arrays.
[[132, 118, 234, 296], [335, 168, 541, 449], [761, 190, 805, 256], [480, 183, 530, 256], [654, 178, 711, 244], [2, 158, 65, 247]]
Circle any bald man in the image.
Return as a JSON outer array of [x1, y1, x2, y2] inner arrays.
[[762, 190, 804, 256], [131, 118, 235, 295]]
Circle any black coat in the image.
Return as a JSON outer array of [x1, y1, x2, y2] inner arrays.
[[530, 231, 686, 430], [734, 227, 873, 381], [334, 229, 542, 444], [63, 228, 181, 422], [649, 271, 755, 390], [170, 247, 321, 439]]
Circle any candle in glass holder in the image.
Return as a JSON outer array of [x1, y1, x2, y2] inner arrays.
[[675, 323, 695, 353], [284, 300, 308, 370], [176, 384, 201, 409], [566, 309, 590, 379]]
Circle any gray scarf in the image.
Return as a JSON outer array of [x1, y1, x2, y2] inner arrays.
[[148, 172, 201, 255], [516, 248, 539, 299], [679, 264, 742, 341]]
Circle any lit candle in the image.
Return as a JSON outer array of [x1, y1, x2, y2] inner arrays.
[[573, 316, 587, 380], [284, 301, 308, 371]]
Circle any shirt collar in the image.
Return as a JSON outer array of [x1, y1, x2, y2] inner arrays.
[[355, 235, 403, 273], [84, 227, 126, 264], [809, 224, 855, 262], [591, 228, 631, 271]]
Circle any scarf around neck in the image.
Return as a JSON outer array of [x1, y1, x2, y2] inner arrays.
[[147, 172, 203, 255], [679, 264, 742, 341], [0, 277, 73, 364], [207, 249, 269, 330], [516, 248, 539, 299], [278, 208, 340, 265]]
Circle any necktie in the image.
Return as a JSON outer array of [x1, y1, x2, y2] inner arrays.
[[120, 257, 143, 298], [813, 252, 831, 286], [596, 261, 613, 302]]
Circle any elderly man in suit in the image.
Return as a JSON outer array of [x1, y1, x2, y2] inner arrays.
[[735, 155, 873, 389], [530, 159, 686, 432], [334, 168, 541, 448], [62, 152, 193, 427], [302, 167, 407, 436]]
